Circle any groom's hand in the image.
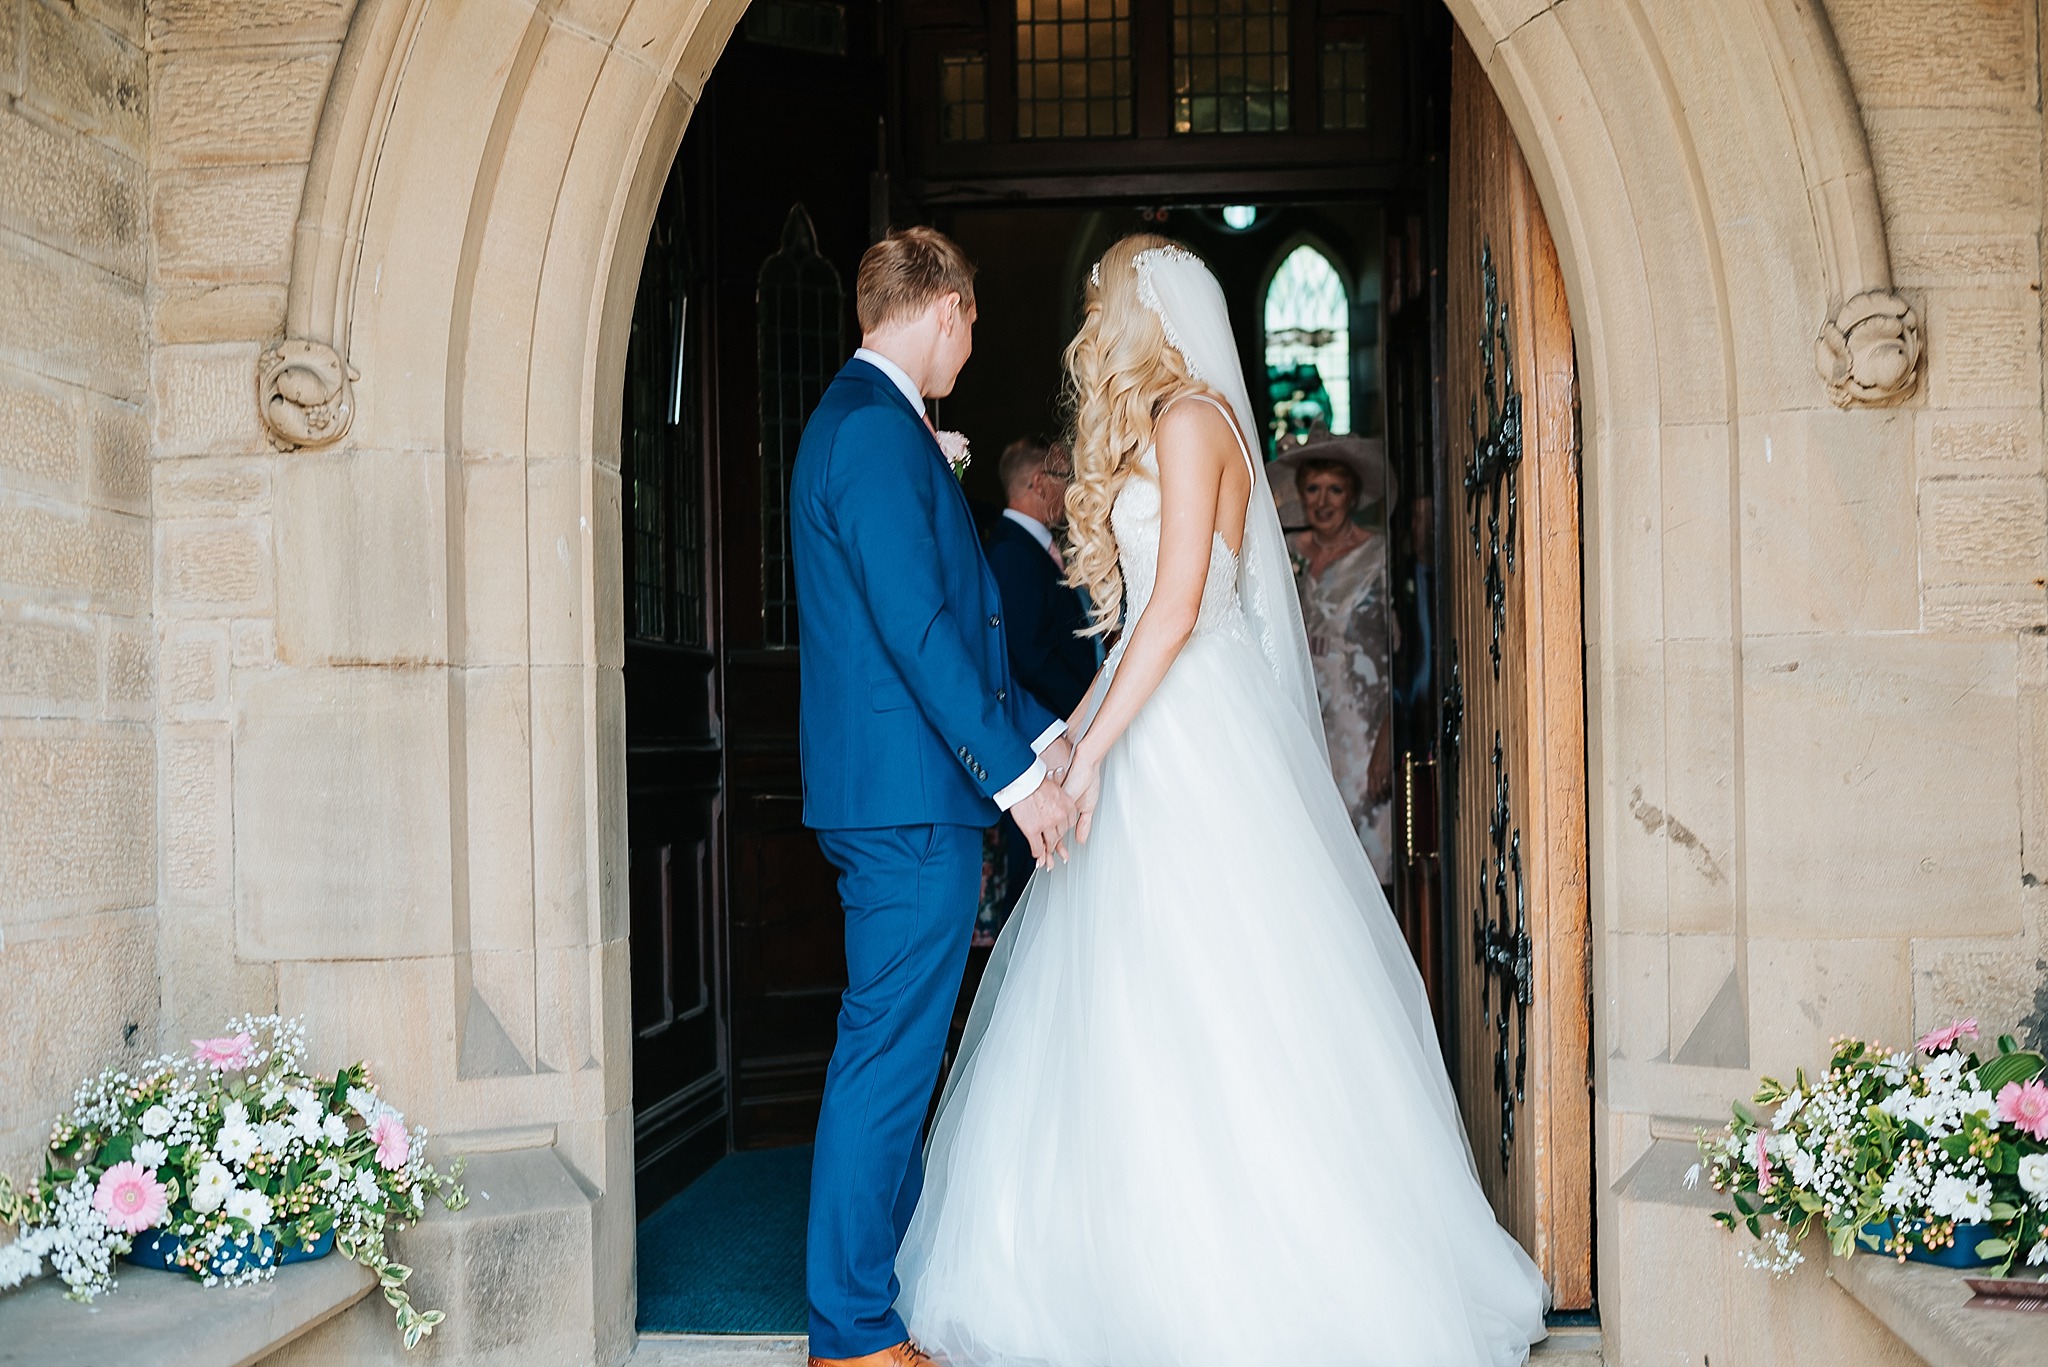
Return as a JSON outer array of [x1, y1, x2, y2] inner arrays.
[[1010, 776, 1078, 868], [1040, 734, 1074, 783]]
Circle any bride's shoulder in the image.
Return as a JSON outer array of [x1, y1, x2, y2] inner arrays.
[[1153, 391, 1241, 463]]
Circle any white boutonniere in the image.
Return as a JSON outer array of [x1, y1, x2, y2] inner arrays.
[[935, 430, 971, 480]]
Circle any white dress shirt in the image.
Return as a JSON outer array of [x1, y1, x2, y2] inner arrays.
[[850, 348, 1064, 808]]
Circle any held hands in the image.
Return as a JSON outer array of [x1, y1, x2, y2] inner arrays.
[[1010, 776, 1079, 869], [1060, 743, 1102, 847]]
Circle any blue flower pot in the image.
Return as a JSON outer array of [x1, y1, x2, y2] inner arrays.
[[124, 1227, 334, 1277], [1860, 1218, 2002, 1268]]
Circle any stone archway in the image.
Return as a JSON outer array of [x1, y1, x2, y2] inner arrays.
[[237, 1, 1934, 1360]]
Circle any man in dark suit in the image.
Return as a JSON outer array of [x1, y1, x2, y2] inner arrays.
[[790, 228, 1078, 1367], [983, 436, 1099, 918]]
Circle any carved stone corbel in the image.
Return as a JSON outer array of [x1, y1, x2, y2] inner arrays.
[[1815, 290, 1922, 408], [258, 339, 358, 450]]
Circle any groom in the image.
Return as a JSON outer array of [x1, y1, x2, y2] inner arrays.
[[790, 226, 1079, 1367]]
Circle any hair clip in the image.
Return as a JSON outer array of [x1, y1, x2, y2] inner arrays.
[[1089, 261, 1102, 287]]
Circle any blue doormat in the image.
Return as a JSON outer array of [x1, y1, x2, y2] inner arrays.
[[637, 1145, 812, 1333]]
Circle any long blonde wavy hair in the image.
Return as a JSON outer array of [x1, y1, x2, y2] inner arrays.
[[1062, 233, 1214, 635]]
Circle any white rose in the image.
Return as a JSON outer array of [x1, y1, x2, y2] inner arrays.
[[131, 1138, 168, 1170], [189, 1161, 234, 1214], [140, 1105, 173, 1138], [2019, 1154, 2048, 1196], [224, 1188, 274, 1230]]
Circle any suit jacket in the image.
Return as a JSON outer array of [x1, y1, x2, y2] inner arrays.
[[791, 358, 1056, 831], [984, 515, 1096, 722]]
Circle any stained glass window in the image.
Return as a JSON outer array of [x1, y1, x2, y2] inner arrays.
[[939, 51, 989, 143], [1014, 0, 1132, 140], [1264, 244, 1350, 441], [1173, 0, 1289, 134], [1321, 40, 1370, 131], [758, 204, 844, 648]]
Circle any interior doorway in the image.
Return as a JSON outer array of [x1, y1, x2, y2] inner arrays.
[[622, 0, 1593, 1334]]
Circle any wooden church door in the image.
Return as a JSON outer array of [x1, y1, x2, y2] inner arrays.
[[1441, 30, 1593, 1309]]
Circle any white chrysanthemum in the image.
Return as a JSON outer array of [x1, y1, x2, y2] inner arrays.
[[354, 1170, 380, 1205], [2030, 1240, 2048, 1267], [131, 1138, 168, 1170], [257, 1120, 292, 1155], [215, 1125, 258, 1165], [223, 1100, 250, 1129], [224, 1188, 273, 1230], [322, 1114, 348, 1145], [1772, 1093, 1806, 1129]]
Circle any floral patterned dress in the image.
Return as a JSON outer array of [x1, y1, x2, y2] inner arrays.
[[1292, 531, 1396, 883]]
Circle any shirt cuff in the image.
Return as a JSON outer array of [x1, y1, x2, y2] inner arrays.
[[992, 759, 1048, 812], [1030, 720, 1068, 753]]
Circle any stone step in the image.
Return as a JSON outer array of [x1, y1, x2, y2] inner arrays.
[[633, 1328, 1606, 1365], [0, 1249, 373, 1367]]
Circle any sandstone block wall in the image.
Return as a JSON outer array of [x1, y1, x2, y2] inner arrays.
[[0, 0, 157, 1183]]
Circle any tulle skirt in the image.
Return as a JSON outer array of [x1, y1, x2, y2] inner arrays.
[[894, 625, 1549, 1366]]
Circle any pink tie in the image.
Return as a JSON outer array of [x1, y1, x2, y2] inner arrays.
[[1046, 539, 1065, 573]]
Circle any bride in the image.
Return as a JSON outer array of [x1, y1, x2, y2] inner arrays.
[[891, 235, 1549, 1366]]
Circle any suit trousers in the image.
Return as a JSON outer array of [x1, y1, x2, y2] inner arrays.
[[807, 822, 982, 1358]]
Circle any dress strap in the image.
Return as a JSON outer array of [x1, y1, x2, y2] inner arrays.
[[1173, 391, 1258, 485]]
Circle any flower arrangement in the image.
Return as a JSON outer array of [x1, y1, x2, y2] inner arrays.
[[1694, 1018, 2048, 1277], [935, 429, 972, 480], [0, 1016, 466, 1350]]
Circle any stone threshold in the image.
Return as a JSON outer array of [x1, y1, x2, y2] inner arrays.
[[1829, 1250, 2048, 1367], [0, 1252, 374, 1367], [630, 1327, 1605, 1364]]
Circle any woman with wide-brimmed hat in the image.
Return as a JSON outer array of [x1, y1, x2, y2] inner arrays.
[[1271, 421, 1396, 885]]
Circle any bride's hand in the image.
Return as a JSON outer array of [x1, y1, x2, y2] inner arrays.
[[1062, 744, 1102, 845]]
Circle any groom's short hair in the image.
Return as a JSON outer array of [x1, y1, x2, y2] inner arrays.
[[857, 227, 977, 333]]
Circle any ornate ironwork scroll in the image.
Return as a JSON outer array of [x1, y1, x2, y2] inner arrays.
[[1473, 730, 1531, 1168], [1442, 637, 1464, 768], [1462, 241, 1522, 680]]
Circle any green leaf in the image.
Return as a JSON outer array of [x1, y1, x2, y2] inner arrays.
[[1745, 1214, 1762, 1238], [1991, 1202, 2021, 1221], [1978, 1051, 2046, 1093], [1732, 1190, 1758, 1216], [1978, 1238, 2014, 1259], [2000, 1034, 2019, 1055], [383, 1287, 407, 1309], [96, 1132, 135, 1168], [1712, 1211, 1736, 1229]]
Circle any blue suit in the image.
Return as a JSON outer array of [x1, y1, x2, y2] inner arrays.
[[791, 358, 1054, 1357]]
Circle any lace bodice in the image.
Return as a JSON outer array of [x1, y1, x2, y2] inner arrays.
[[1111, 446, 1247, 639]]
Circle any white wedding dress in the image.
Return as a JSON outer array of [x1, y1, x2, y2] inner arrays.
[[892, 247, 1549, 1367]]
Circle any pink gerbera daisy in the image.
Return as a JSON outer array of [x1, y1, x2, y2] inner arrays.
[[191, 1031, 255, 1071], [1998, 1080, 2048, 1141], [370, 1112, 411, 1171], [1916, 1018, 1979, 1054], [1753, 1130, 1775, 1193], [93, 1161, 169, 1235]]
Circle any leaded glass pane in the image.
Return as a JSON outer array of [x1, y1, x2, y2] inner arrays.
[[1015, 0, 1131, 139], [1321, 39, 1370, 131], [758, 204, 845, 649], [623, 190, 704, 647], [1264, 244, 1351, 440], [939, 51, 988, 142], [1174, 0, 1289, 134]]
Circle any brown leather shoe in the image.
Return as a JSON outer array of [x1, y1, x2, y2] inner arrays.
[[808, 1340, 937, 1367]]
